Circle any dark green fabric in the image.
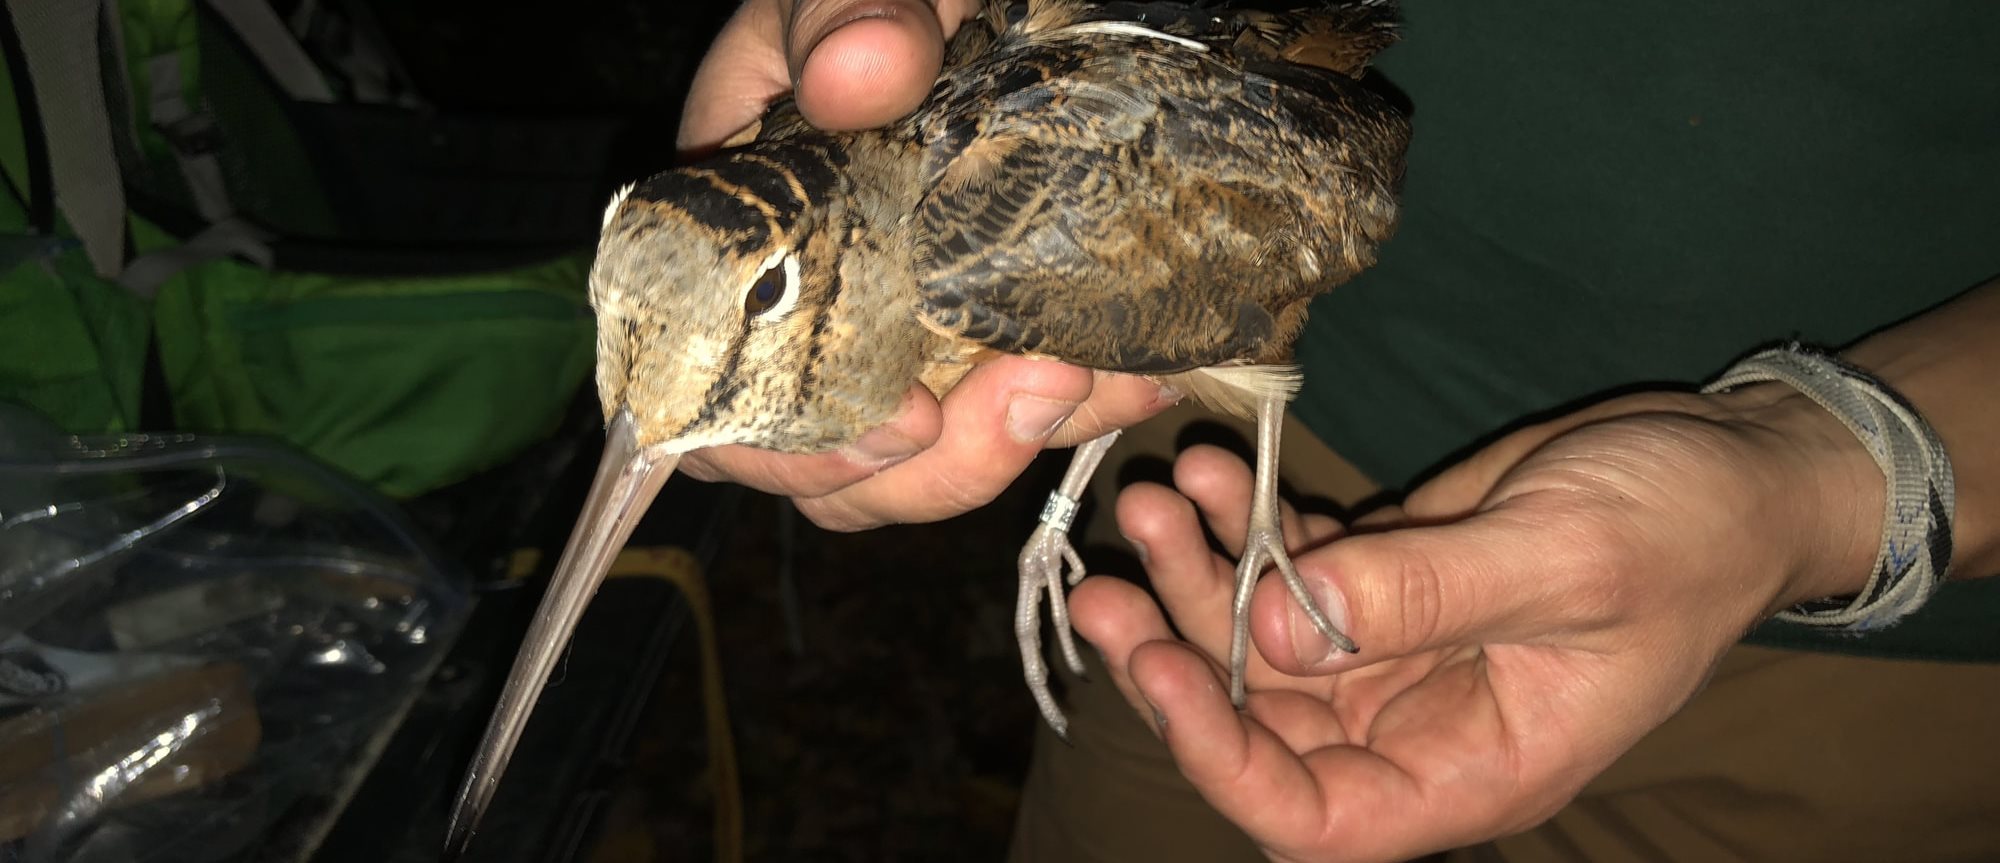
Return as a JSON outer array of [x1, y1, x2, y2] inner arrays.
[[0, 1, 599, 499], [1291, 2, 2000, 660], [150, 255, 596, 498], [0, 245, 152, 433]]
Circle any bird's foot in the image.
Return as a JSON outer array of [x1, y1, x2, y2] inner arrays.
[[1227, 513, 1355, 707], [1017, 493, 1090, 739]]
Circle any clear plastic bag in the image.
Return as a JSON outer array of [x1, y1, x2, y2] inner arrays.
[[0, 404, 471, 862]]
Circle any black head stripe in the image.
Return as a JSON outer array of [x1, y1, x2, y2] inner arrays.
[[629, 139, 849, 259], [714, 143, 847, 218], [634, 170, 771, 248], [774, 140, 844, 207], [719, 153, 810, 214]]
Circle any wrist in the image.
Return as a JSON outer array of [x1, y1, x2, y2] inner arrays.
[[1707, 383, 1886, 614]]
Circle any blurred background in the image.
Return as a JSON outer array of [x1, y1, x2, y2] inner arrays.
[[0, 1, 1085, 860]]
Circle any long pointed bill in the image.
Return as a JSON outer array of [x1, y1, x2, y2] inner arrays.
[[444, 410, 677, 857]]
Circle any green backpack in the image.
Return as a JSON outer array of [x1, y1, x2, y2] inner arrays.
[[1, 0, 629, 497]]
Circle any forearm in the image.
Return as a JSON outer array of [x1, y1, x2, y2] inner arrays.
[[1840, 277, 2000, 580]]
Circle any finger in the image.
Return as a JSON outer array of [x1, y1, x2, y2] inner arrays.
[[1135, 642, 1502, 863], [1172, 445, 1308, 558], [1299, 512, 1344, 545], [680, 0, 791, 153], [1139, 641, 1533, 863], [1126, 642, 1332, 847], [1112, 482, 1239, 650], [1068, 575, 1178, 725], [793, 355, 1091, 530], [1350, 503, 1406, 530], [1118, 483, 1357, 697], [786, 0, 952, 130], [678, 384, 941, 498], [1251, 505, 1569, 678], [1046, 372, 1181, 447]]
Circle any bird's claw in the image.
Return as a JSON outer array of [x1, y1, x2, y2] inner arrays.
[[1017, 505, 1090, 738], [1227, 517, 1354, 707]]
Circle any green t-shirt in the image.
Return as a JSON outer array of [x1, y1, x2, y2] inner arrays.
[[1291, 1, 2000, 661]]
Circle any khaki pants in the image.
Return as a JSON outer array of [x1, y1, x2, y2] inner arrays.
[[1009, 405, 2000, 863]]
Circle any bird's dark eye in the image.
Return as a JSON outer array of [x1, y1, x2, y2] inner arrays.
[[745, 261, 788, 316]]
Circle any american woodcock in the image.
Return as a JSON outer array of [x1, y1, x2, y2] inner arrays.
[[446, 0, 1408, 851]]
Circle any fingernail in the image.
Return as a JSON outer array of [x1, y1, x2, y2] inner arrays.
[[840, 426, 922, 470], [1139, 694, 1167, 732], [1155, 383, 1184, 406], [1120, 531, 1149, 564], [1291, 576, 1354, 670], [1007, 394, 1078, 444]]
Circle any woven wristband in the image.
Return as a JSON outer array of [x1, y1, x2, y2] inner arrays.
[[1701, 344, 1956, 630]]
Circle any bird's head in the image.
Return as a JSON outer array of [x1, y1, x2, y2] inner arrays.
[[444, 141, 873, 852], [590, 143, 855, 456]]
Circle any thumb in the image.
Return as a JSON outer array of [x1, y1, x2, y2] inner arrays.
[[678, 0, 969, 154], [785, 0, 958, 131], [1253, 496, 1603, 676]]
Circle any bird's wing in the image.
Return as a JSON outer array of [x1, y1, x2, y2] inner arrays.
[[910, 3, 1408, 373]]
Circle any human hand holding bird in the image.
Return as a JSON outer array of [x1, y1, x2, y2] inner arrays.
[[675, 0, 1178, 533]]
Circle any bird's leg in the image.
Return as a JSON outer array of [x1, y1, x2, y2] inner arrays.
[[1017, 430, 1122, 739], [1229, 395, 1356, 707]]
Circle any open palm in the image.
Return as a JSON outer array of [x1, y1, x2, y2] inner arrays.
[[1069, 391, 1876, 862]]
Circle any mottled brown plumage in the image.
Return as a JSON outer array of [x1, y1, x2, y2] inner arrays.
[[448, 1, 1408, 853], [595, 0, 1407, 450]]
